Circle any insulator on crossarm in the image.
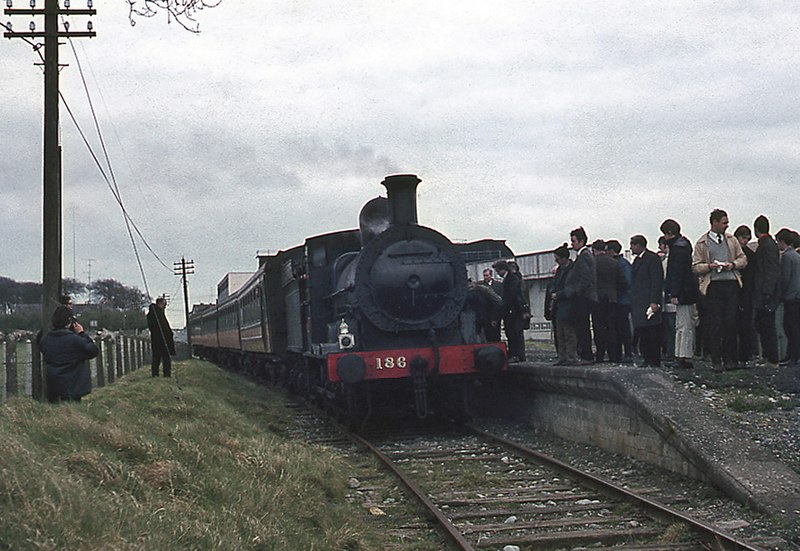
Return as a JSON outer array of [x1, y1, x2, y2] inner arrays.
[[5, 0, 12, 9], [29, 0, 34, 8], [5, 20, 11, 30], [29, 20, 35, 31], [86, 19, 92, 31], [63, 20, 69, 31], [87, 0, 92, 7], [64, 0, 70, 7]]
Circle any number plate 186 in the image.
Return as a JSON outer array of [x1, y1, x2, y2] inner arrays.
[[375, 356, 407, 370]]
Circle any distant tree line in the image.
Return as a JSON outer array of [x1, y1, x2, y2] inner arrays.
[[0, 276, 149, 333]]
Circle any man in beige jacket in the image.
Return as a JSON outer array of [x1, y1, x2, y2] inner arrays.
[[692, 209, 747, 371]]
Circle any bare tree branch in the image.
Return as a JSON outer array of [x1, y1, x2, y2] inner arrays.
[[126, 0, 223, 34]]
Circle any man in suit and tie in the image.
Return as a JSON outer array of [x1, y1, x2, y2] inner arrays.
[[557, 227, 597, 364], [630, 235, 664, 367], [692, 209, 747, 371]]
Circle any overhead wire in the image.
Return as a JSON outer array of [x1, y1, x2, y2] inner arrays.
[[6, 18, 189, 380], [77, 40, 155, 214], [5, 18, 177, 306], [1, 21, 45, 60], [60, 39, 182, 382], [64, 42, 150, 300], [58, 93, 154, 301], [60, 26, 173, 301]]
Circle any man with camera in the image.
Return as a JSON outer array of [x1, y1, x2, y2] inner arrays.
[[38, 305, 99, 403]]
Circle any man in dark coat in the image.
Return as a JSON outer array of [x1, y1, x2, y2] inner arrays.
[[777, 229, 800, 367], [733, 225, 757, 365], [508, 261, 532, 331], [478, 268, 503, 341], [661, 219, 700, 369], [39, 305, 99, 403], [493, 260, 527, 362], [606, 240, 633, 363], [630, 235, 664, 367], [752, 215, 780, 367], [591, 239, 627, 363], [469, 278, 503, 343], [565, 227, 597, 363], [548, 244, 574, 365], [147, 297, 176, 377]]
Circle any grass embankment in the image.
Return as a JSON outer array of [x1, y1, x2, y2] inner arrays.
[[0, 360, 384, 550]]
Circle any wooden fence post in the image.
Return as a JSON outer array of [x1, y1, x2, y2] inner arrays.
[[116, 337, 123, 379], [1, 337, 6, 401], [134, 338, 141, 371], [5, 335, 18, 397], [23, 339, 32, 397], [144, 337, 151, 366], [130, 337, 137, 372], [107, 336, 116, 385], [96, 336, 106, 388], [123, 337, 131, 375], [31, 337, 42, 401]]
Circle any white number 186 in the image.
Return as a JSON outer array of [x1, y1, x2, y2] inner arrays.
[[375, 356, 407, 370]]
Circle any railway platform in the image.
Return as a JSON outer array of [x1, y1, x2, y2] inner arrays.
[[471, 361, 800, 520]]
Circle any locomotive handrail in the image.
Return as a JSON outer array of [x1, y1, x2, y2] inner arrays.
[[386, 250, 435, 258]]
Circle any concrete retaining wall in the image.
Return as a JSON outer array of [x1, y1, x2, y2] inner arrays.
[[528, 393, 707, 480]]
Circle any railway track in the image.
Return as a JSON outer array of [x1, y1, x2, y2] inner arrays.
[[286, 401, 784, 550], [359, 425, 785, 550]]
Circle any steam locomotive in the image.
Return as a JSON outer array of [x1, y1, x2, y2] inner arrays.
[[189, 174, 511, 425]]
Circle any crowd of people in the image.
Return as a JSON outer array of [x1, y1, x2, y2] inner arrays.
[[470, 208, 800, 373], [543, 209, 800, 372], [468, 260, 529, 363]]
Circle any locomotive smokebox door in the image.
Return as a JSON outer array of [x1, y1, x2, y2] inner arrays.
[[355, 225, 468, 332]]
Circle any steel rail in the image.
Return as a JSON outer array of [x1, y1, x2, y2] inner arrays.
[[468, 425, 766, 551], [347, 431, 475, 551]]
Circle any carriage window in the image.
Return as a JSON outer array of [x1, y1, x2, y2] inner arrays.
[[311, 244, 327, 268]]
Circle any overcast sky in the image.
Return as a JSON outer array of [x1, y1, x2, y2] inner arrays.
[[3, 1, 799, 326]]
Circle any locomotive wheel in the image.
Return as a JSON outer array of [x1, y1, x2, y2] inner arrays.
[[445, 379, 472, 424], [342, 382, 374, 433], [302, 371, 311, 400], [344, 384, 360, 431]]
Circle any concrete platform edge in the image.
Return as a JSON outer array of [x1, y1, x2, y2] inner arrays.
[[478, 363, 800, 518]]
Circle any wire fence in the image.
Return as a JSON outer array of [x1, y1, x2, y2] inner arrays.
[[1, 332, 151, 403]]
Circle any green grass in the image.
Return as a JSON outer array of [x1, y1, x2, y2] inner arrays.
[[725, 389, 800, 413], [0, 360, 385, 550]]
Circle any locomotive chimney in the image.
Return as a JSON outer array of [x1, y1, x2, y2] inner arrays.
[[381, 174, 421, 226]]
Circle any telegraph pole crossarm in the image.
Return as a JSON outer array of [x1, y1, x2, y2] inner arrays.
[[4, 3, 97, 39]]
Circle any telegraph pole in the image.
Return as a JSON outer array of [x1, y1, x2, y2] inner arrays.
[[173, 257, 194, 348], [4, 0, 96, 331]]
